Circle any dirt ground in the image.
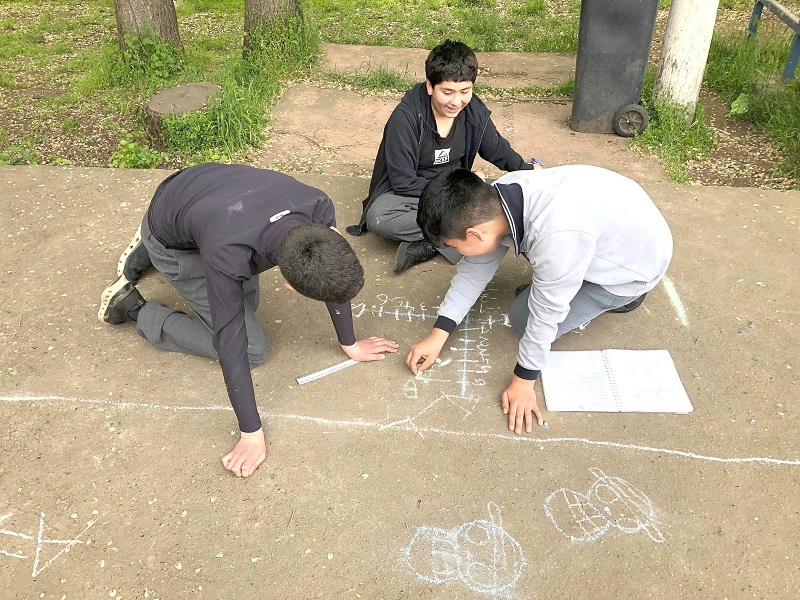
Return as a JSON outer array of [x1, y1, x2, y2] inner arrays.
[[2, 30, 800, 600], [1, 156, 799, 598]]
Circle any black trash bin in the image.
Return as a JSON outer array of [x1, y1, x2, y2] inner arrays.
[[570, 0, 660, 137]]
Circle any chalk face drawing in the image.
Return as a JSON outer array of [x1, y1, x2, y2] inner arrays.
[[354, 291, 506, 432], [402, 502, 525, 598], [1, 510, 100, 577], [544, 468, 664, 543]]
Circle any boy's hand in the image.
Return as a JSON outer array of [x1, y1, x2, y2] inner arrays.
[[342, 337, 399, 361], [501, 375, 544, 434], [406, 329, 449, 375], [222, 428, 266, 478]]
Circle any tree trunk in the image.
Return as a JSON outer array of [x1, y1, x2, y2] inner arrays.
[[114, 0, 182, 54], [244, 0, 300, 57], [653, 0, 720, 122]]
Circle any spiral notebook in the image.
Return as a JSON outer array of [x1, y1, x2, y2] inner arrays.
[[541, 349, 693, 413]]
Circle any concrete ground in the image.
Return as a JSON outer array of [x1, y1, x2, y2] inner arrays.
[[1, 45, 799, 599]]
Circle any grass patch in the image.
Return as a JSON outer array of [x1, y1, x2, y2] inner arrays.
[[162, 10, 319, 160], [0, 0, 319, 168], [474, 78, 575, 100], [704, 29, 800, 182], [0, 0, 796, 185], [324, 67, 418, 94], [633, 73, 715, 183], [306, 0, 581, 52]]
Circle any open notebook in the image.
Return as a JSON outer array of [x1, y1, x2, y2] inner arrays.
[[541, 349, 693, 413]]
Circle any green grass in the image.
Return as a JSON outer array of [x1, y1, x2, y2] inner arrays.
[[704, 29, 800, 182], [0, 0, 797, 185], [306, 0, 580, 52], [632, 72, 715, 183], [324, 67, 418, 94], [0, 0, 321, 167]]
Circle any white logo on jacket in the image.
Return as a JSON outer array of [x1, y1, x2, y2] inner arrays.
[[434, 148, 451, 165], [269, 210, 290, 222]]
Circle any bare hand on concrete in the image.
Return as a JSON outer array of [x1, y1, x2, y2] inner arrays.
[[342, 337, 399, 361], [222, 428, 267, 478], [501, 375, 544, 434]]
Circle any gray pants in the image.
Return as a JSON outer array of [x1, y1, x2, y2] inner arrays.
[[365, 192, 462, 264], [508, 281, 642, 340], [136, 215, 269, 366]]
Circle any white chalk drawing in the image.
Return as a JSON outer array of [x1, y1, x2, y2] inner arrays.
[[1, 510, 100, 577], [403, 502, 525, 598], [3, 394, 800, 466], [545, 468, 664, 543], [661, 276, 689, 326], [355, 290, 507, 434]]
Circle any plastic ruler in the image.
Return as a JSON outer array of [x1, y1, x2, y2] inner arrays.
[[296, 359, 358, 385]]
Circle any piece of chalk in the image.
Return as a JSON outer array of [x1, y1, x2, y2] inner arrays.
[[543, 421, 549, 428]]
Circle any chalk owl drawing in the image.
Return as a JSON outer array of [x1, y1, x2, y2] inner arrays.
[[402, 502, 525, 597], [544, 468, 664, 543]]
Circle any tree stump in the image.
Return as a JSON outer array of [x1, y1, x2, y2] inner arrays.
[[145, 82, 222, 149]]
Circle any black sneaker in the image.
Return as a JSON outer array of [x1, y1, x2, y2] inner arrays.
[[609, 293, 647, 313], [394, 240, 438, 273], [514, 284, 531, 297], [117, 224, 152, 283], [98, 276, 146, 324]]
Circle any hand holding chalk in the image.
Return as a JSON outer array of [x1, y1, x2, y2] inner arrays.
[[406, 329, 449, 375]]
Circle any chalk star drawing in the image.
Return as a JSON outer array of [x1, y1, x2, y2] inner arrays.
[[354, 290, 506, 435], [402, 502, 526, 598], [1, 510, 101, 577], [544, 468, 664, 543]]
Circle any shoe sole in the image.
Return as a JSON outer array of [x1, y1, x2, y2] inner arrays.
[[609, 293, 646, 313], [117, 224, 143, 279], [394, 242, 412, 273], [98, 275, 131, 323]]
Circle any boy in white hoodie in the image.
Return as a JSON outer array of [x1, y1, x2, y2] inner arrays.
[[406, 166, 673, 434]]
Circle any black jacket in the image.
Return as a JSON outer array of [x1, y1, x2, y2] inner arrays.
[[148, 163, 355, 433], [347, 82, 533, 235]]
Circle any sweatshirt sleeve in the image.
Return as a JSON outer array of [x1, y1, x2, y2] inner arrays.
[[382, 108, 430, 197], [477, 117, 534, 173], [437, 246, 508, 326], [517, 231, 597, 375], [205, 263, 262, 433], [326, 301, 356, 347]]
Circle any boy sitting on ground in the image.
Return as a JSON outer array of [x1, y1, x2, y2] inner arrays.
[[406, 166, 673, 433], [99, 163, 398, 478], [347, 39, 537, 272]]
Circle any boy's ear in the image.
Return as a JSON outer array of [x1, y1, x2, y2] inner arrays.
[[465, 227, 484, 241], [425, 79, 434, 96]]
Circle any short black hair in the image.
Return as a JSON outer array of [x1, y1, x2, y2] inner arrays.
[[417, 169, 502, 246], [277, 224, 364, 304], [425, 40, 478, 87]]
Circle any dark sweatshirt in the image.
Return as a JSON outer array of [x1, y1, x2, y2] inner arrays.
[[147, 163, 356, 432], [349, 82, 533, 234]]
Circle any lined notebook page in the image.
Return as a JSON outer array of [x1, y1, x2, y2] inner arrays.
[[541, 349, 693, 413]]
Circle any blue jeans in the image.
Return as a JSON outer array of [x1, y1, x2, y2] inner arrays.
[[508, 281, 642, 339]]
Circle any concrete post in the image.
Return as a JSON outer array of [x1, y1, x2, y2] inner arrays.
[[653, 0, 720, 122]]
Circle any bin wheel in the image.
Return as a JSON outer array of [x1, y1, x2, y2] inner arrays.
[[613, 104, 649, 137]]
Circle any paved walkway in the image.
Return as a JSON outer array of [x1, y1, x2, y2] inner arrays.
[[1, 45, 799, 600]]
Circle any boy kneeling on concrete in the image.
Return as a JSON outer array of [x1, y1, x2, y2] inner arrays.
[[406, 165, 673, 433], [99, 163, 398, 478]]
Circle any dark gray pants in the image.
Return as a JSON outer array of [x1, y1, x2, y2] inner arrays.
[[136, 215, 269, 366], [365, 191, 462, 264], [508, 281, 642, 340]]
